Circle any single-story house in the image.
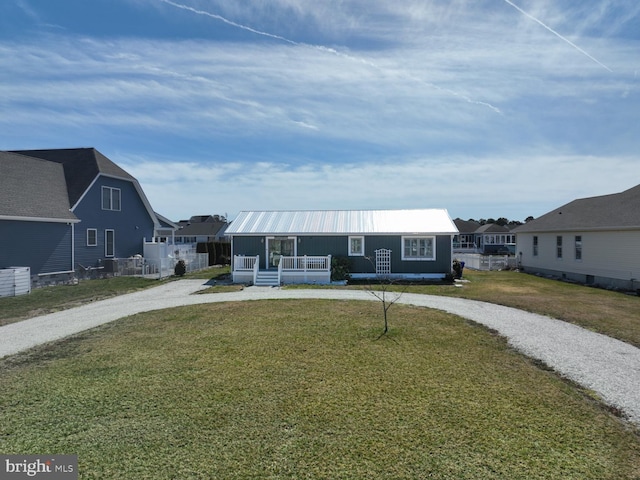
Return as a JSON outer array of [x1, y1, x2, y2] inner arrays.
[[513, 184, 640, 291], [226, 209, 458, 286]]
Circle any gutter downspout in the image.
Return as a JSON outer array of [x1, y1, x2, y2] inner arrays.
[[71, 222, 75, 274]]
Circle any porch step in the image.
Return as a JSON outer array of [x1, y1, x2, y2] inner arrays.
[[254, 270, 280, 287]]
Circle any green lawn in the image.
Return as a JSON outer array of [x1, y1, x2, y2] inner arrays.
[[1, 300, 639, 479]]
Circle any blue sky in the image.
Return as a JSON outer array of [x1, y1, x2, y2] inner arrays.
[[1, 0, 638, 222]]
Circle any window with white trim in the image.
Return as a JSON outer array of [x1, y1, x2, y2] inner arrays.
[[105, 229, 115, 257], [574, 235, 582, 261], [348, 236, 365, 256], [556, 236, 563, 259], [102, 186, 121, 211], [533, 236, 538, 256], [87, 228, 97, 247], [402, 236, 435, 261]]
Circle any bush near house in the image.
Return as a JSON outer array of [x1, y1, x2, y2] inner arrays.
[[331, 256, 351, 281]]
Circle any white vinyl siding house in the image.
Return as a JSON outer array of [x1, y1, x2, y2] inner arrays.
[[514, 184, 640, 291], [517, 230, 640, 288]]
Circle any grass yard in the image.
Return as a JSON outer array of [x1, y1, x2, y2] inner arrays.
[[0, 266, 231, 326], [1, 300, 639, 479], [289, 270, 640, 348], [404, 270, 640, 348], [0, 277, 160, 326]]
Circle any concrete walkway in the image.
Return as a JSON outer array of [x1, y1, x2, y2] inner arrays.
[[2, 280, 639, 426]]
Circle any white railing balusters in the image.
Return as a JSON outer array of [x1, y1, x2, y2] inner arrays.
[[253, 255, 259, 285], [279, 255, 330, 271], [234, 255, 331, 273], [234, 255, 258, 270]]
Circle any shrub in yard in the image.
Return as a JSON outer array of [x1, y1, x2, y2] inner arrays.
[[174, 260, 186, 276], [452, 259, 463, 279]]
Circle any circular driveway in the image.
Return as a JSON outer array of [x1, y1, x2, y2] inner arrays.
[[2, 280, 639, 426]]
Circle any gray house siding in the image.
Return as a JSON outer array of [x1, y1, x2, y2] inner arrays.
[[73, 177, 156, 268], [232, 236, 264, 259], [232, 234, 452, 276], [298, 235, 451, 274], [0, 220, 73, 274]]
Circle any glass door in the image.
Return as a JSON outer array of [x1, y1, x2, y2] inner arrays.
[[266, 237, 295, 268]]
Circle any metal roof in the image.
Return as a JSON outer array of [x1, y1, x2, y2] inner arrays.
[[226, 209, 458, 235]]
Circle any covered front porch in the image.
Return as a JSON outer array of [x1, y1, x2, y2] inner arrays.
[[232, 255, 332, 286]]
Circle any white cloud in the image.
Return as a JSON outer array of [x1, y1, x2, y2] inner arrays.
[[118, 152, 639, 222], [2, 0, 638, 225]]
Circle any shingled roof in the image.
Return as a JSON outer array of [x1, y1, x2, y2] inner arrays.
[[11, 148, 135, 207], [0, 151, 79, 222], [453, 218, 481, 233], [514, 184, 640, 233]]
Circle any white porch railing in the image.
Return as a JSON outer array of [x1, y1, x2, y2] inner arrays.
[[279, 255, 331, 284], [233, 255, 331, 284], [232, 255, 261, 284], [253, 256, 260, 284], [279, 255, 331, 272], [234, 255, 259, 271]]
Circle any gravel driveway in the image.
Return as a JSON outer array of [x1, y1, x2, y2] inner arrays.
[[2, 280, 639, 426]]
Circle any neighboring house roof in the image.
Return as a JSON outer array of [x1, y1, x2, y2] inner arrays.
[[0, 151, 79, 223], [514, 184, 640, 233], [177, 221, 228, 237], [226, 209, 458, 236], [453, 218, 481, 233], [475, 223, 510, 234], [11, 148, 159, 228]]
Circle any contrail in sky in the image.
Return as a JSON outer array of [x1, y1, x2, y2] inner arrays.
[[502, 0, 613, 72], [159, 0, 298, 45], [158, 0, 501, 114]]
